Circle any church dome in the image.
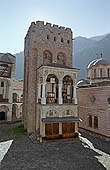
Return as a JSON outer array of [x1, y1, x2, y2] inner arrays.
[[87, 58, 110, 69], [77, 79, 90, 87]]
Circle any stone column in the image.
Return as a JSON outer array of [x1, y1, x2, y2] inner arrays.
[[75, 122, 78, 133], [7, 105, 12, 121], [67, 85, 70, 95], [37, 83, 41, 103], [54, 84, 56, 98], [40, 120, 45, 136], [59, 123, 62, 135], [8, 85, 13, 103], [38, 84, 41, 98], [42, 122, 45, 137], [92, 116, 94, 128], [41, 83, 46, 104], [3, 82, 6, 98], [17, 105, 20, 118], [73, 85, 77, 104], [58, 83, 63, 104]]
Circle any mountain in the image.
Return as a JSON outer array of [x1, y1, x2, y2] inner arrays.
[[74, 36, 96, 54], [15, 51, 24, 80], [14, 33, 110, 80], [74, 33, 110, 80], [89, 34, 106, 41]]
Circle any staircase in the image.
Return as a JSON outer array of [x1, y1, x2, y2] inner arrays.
[[28, 129, 41, 143]]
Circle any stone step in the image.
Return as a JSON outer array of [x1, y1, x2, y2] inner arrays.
[[28, 130, 40, 143]]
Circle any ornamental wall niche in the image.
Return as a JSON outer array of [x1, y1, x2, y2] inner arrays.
[[39, 105, 77, 118], [62, 110, 74, 117], [43, 50, 52, 65], [46, 110, 59, 117], [57, 52, 66, 65]]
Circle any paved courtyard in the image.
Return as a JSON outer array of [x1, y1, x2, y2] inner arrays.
[[0, 122, 110, 170]]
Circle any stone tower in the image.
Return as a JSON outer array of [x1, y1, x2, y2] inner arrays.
[[23, 21, 79, 138]]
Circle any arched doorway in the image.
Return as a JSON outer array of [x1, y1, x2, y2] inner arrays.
[[0, 111, 5, 120], [0, 105, 9, 121]]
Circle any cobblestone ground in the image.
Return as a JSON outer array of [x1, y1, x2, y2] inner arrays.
[[0, 123, 110, 170]]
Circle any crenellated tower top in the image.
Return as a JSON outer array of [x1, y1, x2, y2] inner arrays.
[[25, 20, 73, 69], [25, 21, 72, 38]]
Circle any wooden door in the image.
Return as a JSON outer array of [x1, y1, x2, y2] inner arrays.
[[45, 123, 59, 136], [62, 122, 75, 134]]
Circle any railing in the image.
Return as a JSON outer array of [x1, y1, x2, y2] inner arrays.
[[0, 98, 9, 103], [63, 98, 74, 104], [13, 100, 22, 103], [47, 98, 58, 104]]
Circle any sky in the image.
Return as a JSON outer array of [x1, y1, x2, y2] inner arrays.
[[0, 0, 110, 54]]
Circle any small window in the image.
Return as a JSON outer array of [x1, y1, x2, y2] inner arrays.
[[0, 94, 3, 102], [88, 115, 92, 127], [1, 82, 4, 87], [100, 68, 102, 78], [54, 37, 56, 41], [47, 35, 50, 40], [67, 40, 70, 44], [94, 116, 98, 129], [107, 68, 110, 78], [108, 98, 110, 104], [61, 38, 63, 42], [40, 84, 43, 98], [94, 69, 96, 78]]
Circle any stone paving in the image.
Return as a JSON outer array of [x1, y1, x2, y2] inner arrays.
[[0, 123, 110, 170]]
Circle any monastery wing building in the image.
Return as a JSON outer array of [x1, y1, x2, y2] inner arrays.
[[23, 21, 80, 140], [0, 53, 15, 121], [77, 57, 110, 141], [0, 53, 23, 122]]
